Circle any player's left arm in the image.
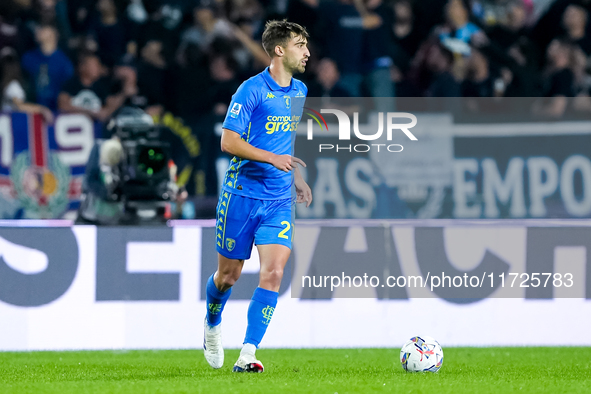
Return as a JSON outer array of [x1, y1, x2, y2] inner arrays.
[[294, 162, 312, 207], [293, 84, 312, 207]]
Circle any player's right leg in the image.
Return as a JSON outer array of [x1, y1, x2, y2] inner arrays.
[[204, 192, 258, 369], [203, 253, 244, 369]]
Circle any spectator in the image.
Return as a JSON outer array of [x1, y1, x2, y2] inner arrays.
[[307, 57, 351, 98], [5, 0, 588, 111], [572, 45, 591, 113], [544, 38, 576, 97], [473, 3, 542, 98], [425, 41, 461, 97], [228, 19, 269, 72], [562, 4, 591, 56], [495, 37, 542, 97], [136, 0, 182, 63], [178, 0, 234, 54], [437, 0, 484, 56], [389, 0, 422, 72], [58, 51, 124, 122], [226, 0, 263, 24], [462, 47, 494, 97], [88, 0, 131, 67], [21, 23, 74, 111], [67, 0, 94, 36], [171, 43, 211, 121], [67, 0, 105, 56], [533, 38, 576, 118], [0, 47, 53, 122], [208, 53, 241, 116], [387, 0, 423, 97], [356, 0, 396, 110], [110, 54, 163, 116], [136, 39, 168, 116], [179, 2, 267, 73], [30, 0, 72, 51], [0, 0, 24, 54], [314, 0, 366, 97], [471, 0, 531, 27], [485, 1, 530, 48], [475, 1, 543, 95], [201, 53, 242, 198]]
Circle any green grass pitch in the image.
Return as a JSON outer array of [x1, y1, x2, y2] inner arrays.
[[1, 348, 590, 394]]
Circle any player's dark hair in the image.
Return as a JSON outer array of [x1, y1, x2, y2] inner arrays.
[[261, 19, 309, 58]]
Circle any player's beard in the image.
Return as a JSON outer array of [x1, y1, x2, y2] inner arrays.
[[284, 55, 306, 75]]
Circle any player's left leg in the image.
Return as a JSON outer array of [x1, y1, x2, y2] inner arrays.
[[233, 244, 291, 373], [233, 198, 293, 373]]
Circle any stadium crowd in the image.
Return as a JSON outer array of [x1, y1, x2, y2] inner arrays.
[[0, 0, 590, 197]]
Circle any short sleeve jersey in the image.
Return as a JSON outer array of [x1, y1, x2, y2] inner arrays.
[[221, 67, 307, 200]]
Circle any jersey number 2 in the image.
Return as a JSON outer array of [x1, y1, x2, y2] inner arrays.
[[278, 221, 291, 239]]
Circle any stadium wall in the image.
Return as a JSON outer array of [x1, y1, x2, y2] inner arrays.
[[0, 221, 589, 351]]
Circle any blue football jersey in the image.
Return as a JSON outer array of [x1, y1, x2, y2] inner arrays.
[[221, 67, 307, 200]]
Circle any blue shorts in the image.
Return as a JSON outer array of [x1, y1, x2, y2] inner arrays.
[[215, 192, 294, 260]]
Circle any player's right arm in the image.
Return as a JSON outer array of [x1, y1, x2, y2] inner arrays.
[[221, 129, 304, 172]]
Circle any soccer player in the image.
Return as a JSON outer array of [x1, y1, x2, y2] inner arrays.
[[203, 20, 312, 373]]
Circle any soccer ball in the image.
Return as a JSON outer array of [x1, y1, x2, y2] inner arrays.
[[400, 336, 444, 372]]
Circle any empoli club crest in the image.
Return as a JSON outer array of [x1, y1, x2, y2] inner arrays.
[[262, 305, 274, 325], [226, 238, 236, 251], [284, 96, 291, 109]]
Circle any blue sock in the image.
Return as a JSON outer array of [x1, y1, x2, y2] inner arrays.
[[244, 287, 278, 347], [206, 274, 231, 326]]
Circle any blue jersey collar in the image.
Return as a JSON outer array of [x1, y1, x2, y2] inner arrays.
[[262, 67, 294, 92]]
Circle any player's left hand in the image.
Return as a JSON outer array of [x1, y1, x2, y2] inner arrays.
[[291, 156, 307, 168], [295, 176, 312, 207]]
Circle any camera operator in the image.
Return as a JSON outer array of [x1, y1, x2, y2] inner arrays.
[[76, 136, 125, 224], [77, 106, 186, 224]]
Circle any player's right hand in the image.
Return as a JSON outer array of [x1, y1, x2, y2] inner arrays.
[[270, 155, 307, 172]]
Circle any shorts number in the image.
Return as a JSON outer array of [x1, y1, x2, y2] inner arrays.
[[278, 221, 291, 239]]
